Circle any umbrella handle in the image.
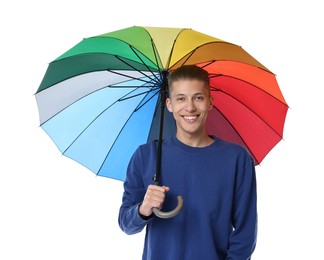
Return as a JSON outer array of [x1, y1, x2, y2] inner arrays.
[[152, 195, 184, 219]]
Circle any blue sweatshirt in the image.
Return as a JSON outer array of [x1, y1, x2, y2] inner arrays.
[[119, 136, 257, 260]]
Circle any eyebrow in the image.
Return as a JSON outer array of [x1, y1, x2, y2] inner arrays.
[[173, 92, 205, 97]]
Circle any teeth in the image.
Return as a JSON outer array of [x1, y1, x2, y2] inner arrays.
[[183, 116, 196, 120]]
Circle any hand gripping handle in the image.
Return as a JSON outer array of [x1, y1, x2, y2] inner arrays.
[[152, 195, 184, 219]]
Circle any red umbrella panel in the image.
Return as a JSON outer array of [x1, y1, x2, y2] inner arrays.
[[193, 61, 288, 164]]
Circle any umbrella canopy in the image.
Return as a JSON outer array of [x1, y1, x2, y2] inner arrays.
[[35, 26, 288, 182]]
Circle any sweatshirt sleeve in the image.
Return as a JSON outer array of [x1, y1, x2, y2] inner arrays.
[[227, 154, 258, 259], [118, 148, 152, 235]]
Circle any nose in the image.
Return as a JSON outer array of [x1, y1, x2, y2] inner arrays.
[[185, 99, 196, 112]]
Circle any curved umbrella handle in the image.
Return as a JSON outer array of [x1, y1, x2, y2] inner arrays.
[[152, 195, 184, 219]]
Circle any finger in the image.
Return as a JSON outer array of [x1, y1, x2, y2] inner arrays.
[[148, 184, 166, 192], [148, 185, 170, 193], [161, 186, 170, 192]]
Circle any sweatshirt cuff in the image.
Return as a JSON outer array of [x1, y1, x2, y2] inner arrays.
[[136, 203, 154, 222]]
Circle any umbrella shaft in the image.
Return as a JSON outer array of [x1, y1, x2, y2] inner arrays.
[[154, 70, 169, 185]]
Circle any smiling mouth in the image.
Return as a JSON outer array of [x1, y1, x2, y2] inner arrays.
[[182, 115, 198, 120]]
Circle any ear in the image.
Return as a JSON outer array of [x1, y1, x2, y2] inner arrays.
[[166, 98, 173, 112], [208, 95, 214, 110]]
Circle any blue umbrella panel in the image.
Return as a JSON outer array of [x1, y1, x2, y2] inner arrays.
[[37, 70, 176, 181]]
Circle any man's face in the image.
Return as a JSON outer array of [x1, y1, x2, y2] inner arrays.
[[166, 79, 213, 140]]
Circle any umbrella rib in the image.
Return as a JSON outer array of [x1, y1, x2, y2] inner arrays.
[[61, 86, 151, 155], [164, 28, 188, 69], [211, 87, 285, 164], [128, 45, 162, 82], [134, 88, 160, 112], [148, 37, 166, 80], [211, 103, 260, 164], [200, 60, 216, 69], [150, 39, 163, 72], [179, 44, 220, 67], [118, 87, 159, 102], [209, 73, 287, 107], [114, 55, 160, 84], [96, 89, 155, 176], [165, 40, 176, 69], [107, 69, 159, 86], [211, 86, 284, 138], [178, 49, 196, 67]]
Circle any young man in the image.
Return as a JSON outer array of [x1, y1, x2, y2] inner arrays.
[[118, 65, 257, 259]]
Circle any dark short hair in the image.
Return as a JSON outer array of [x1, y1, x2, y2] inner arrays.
[[168, 65, 210, 91]]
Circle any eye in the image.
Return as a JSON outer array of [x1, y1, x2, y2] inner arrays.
[[176, 96, 185, 102], [195, 95, 204, 101]]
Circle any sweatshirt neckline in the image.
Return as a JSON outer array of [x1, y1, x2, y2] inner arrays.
[[170, 135, 218, 153]]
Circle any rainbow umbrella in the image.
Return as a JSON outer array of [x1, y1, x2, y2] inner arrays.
[[35, 26, 288, 217]]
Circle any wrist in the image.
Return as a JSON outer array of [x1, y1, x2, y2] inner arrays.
[[138, 203, 153, 219]]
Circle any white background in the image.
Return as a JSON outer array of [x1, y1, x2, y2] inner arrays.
[[1, 0, 323, 259]]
